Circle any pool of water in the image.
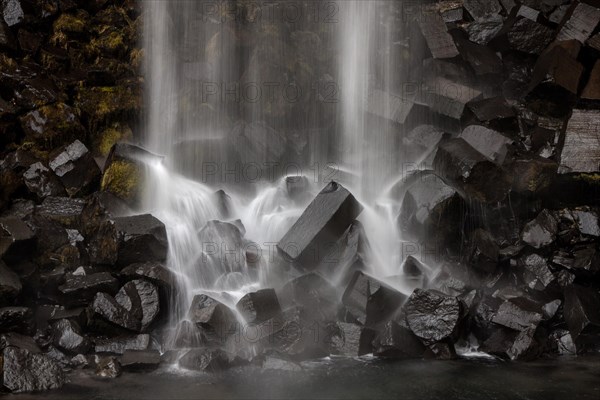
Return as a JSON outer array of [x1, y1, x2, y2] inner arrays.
[[11, 356, 600, 400]]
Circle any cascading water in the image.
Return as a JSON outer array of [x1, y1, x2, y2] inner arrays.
[[141, 0, 425, 353]]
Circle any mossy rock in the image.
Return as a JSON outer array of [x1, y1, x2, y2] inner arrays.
[[51, 10, 90, 47], [95, 123, 133, 157], [19, 103, 85, 151], [88, 27, 128, 58], [101, 160, 143, 205], [76, 85, 141, 124]]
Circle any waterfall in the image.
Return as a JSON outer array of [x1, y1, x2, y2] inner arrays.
[[141, 0, 420, 348]]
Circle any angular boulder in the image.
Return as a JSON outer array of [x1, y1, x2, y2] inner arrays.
[[89, 292, 141, 332], [22, 162, 66, 199], [1, 347, 65, 393], [236, 288, 282, 324], [188, 294, 236, 339], [113, 214, 168, 266], [94, 334, 150, 354], [331, 322, 364, 357], [433, 138, 511, 203], [48, 140, 101, 197], [491, 300, 543, 332], [373, 321, 426, 359], [51, 318, 91, 355], [466, 229, 499, 273], [0, 217, 36, 263], [521, 210, 558, 249], [563, 285, 600, 342], [58, 272, 119, 307], [277, 181, 362, 269]]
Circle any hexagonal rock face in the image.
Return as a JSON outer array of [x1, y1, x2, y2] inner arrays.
[[236, 288, 282, 323], [115, 279, 160, 332], [404, 289, 461, 344]]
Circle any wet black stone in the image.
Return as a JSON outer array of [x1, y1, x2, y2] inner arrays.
[[433, 138, 511, 203], [179, 348, 235, 372], [236, 288, 282, 324], [405, 289, 461, 344], [172, 320, 206, 349], [451, 29, 502, 76], [519, 253, 555, 291], [521, 210, 558, 249], [94, 334, 151, 354], [491, 300, 543, 332], [0, 306, 32, 333], [509, 156, 558, 195], [188, 294, 236, 339], [48, 140, 101, 197], [331, 322, 363, 357], [115, 279, 160, 332], [373, 321, 426, 359], [1, 347, 65, 393], [279, 273, 338, 320], [0, 260, 21, 304], [464, 0, 502, 20], [0, 20, 16, 51], [426, 341, 457, 360], [22, 162, 66, 200], [96, 356, 121, 378], [0, 217, 36, 263], [548, 329, 576, 355], [16, 29, 41, 53], [81, 191, 131, 236], [571, 246, 600, 275], [120, 261, 176, 297], [58, 272, 119, 307], [197, 220, 245, 277], [342, 271, 406, 327], [120, 350, 161, 371], [468, 97, 516, 122], [113, 214, 168, 267], [467, 229, 499, 273], [89, 292, 141, 332], [430, 262, 471, 297], [570, 209, 600, 237], [563, 285, 600, 342], [51, 318, 91, 355], [397, 172, 457, 244], [278, 181, 363, 269], [0, 332, 40, 353], [507, 17, 554, 55], [36, 196, 86, 228]]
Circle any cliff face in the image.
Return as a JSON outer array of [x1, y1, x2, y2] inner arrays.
[[0, 0, 142, 172]]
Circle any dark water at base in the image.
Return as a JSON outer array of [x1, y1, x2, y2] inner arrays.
[[10, 356, 600, 400]]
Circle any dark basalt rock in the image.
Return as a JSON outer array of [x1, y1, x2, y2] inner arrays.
[[433, 138, 511, 203], [467, 229, 499, 273], [519, 253, 555, 291], [417, 9, 459, 59], [94, 334, 150, 354], [1, 347, 65, 393], [507, 18, 554, 55], [0, 20, 16, 51], [548, 329, 576, 355], [529, 43, 583, 95], [277, 181, 363, 269], [115, 279, 160, 332], [426, 341, 457, 360], [491, 300, 543, 332], [58, 272, 119, 307], [342, 271, 406, 327], [468, 96, 516, 122], [22, 162, 66, 199], [402, 256, 430, 279], [113, 214, 168, 267], [331, 322, 363, 357], [480, 326, 541, 360], [509, 157, 558, 195], [0, 217, 36, 263], [430, 262, 471, 297], [397, 172, 457, 244], [459, 125, 513, 164], [96, 356, 121, 378], [120, 349, 161, 371], [521, 210, 558, 249], [279, 273, 338, 320], [0, 260, 21, 304], [0, 306, 32, 333], [563, 285, 600, 343], [188, 294, 236, 339], [0, 332, 40, 353], [569, 209, 600, 237], [19, 104, 86, 152], [451, 29, 502, 76], [2, 0, 24, 27], [120, 261, 176, 295], [466, 14, 504, 45], [373, 321, 426, 359], [51, 318, 91, 355], [37, 196, 86, 228], [48, 140, 101, 197], [81, 191, 131, 236], [405, 289, 461, 345], [178, 348, 234, 372], [571, 246, 600, 275], [89, 292, 141, 332], [197, 220, 245, 279], [172, 320, 206, 348], [464, 0, 502, 20], [236, 288, 282, 324]]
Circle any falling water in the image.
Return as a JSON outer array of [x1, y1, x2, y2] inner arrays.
[[141, 0, 425, 350]]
